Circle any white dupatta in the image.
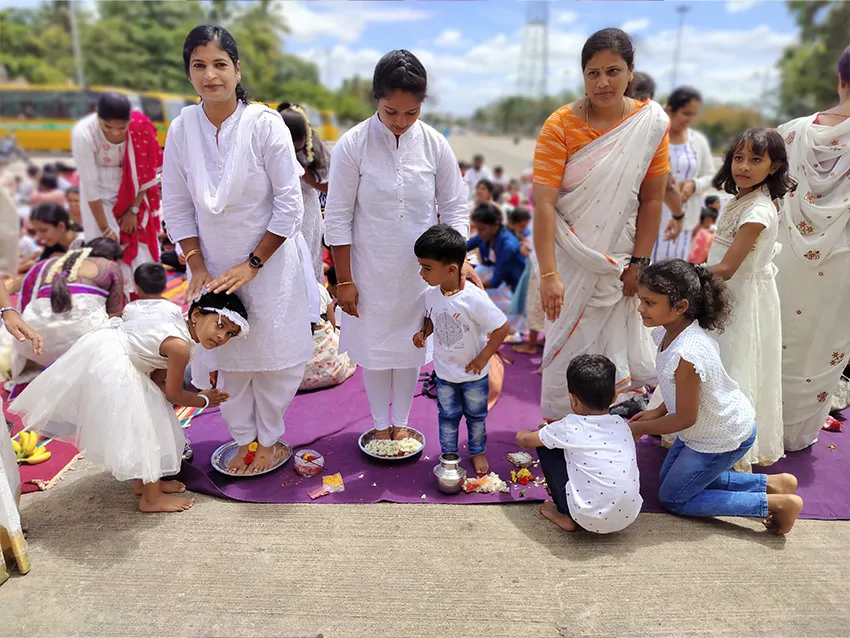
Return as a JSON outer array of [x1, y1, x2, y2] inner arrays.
[[543, 101, 668, 368], [778, 115, 850, 267]]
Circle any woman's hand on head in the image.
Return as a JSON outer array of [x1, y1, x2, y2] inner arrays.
[[209, 262, 258, 296], [185, 267, 212, 304], [540, 272, 564, 321]]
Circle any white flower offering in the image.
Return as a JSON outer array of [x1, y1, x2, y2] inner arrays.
[[364, 437, 423, 457]]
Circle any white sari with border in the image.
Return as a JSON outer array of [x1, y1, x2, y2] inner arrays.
[[776, 114, 850, 451], [541, 101, 669, 420]]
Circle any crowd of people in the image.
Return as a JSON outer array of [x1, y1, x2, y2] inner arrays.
[[1, 24, 849, 579]]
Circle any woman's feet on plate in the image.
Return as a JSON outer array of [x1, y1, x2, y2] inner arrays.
[[248, 443, 279, 473], [763, 494, 804, 535], [226, 444, 252, 474], [391, 426, 412, 441], [766, 473, 798, 495], [539, 501, 576, 532], [133, 479, 186, 495], [373, 428, 392, 441], [471, 453, 489, 475]]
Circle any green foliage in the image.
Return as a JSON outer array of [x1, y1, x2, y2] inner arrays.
[[694, 104, 764, 151], [777, 0, 850, 119], [470, 91, 577, 136]]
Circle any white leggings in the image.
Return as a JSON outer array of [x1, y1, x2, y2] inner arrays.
[[361, 367, 420, 431]]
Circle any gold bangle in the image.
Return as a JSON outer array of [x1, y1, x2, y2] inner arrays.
[[184, 249, 203, 262], [540, 271, 558, 279], [336, 281, 355, 287]]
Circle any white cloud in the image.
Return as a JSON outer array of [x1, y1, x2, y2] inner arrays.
[[620, 18, 650, 34], [434, 29, 463, 48], [554, 11, 578, 25], [726, 0, 758, 13]]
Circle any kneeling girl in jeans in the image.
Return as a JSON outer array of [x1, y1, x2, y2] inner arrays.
[[631, 259, 802, 535], [413, 224, 510, 475]]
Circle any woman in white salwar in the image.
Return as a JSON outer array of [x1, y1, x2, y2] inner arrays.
[[533, 29, 670, 421], [72, 93, 161, 292], [325, 50, 472, 441], [776, 46, 850, 452], [163, 26, 318, 473], [0, 287, 42, 585]]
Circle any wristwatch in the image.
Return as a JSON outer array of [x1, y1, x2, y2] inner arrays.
[[248, 252, 264, 269], [629, 256, 651, 268], [129, 205, 139, 214]]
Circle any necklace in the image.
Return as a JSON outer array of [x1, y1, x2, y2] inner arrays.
[[584, 96, 628, 130]]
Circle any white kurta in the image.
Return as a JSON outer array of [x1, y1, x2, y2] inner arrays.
[[162, 103, 314, 373], [324, 114, 469, 370], [301, 180, 325, 283]]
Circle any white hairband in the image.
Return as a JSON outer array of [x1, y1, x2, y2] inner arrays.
[[202, 307, 250, 339]]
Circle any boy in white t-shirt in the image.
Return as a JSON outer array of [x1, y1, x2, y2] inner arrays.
[[516, 354, 642, 534], [413, 224, 510, 475]]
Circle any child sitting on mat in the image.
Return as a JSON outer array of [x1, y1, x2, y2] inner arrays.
[[10, 290, 246, 513], [516, 354, 642, 533], [413, 224, 510, 475]]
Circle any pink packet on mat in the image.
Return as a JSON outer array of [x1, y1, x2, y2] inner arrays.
[[308, 487, 330, 500]]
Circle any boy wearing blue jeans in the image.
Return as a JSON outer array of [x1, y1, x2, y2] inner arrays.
[[413, 225, 510, 475]]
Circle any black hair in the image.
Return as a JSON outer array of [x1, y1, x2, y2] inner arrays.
[[30, 202, 77, 231], [712, 128, 796, 200], [667, 86, 702, 112], [326, 266, 337, 287], [471, 202, 503, 228], [413, 224, 467, 270], [839, 44, 850, 85], [476, 179, 494, 196], [39, 172, 59, 190], [85, 237, 124, 261], [508, 207, 531, 224], [581, 28, 634, 70], [188, 290, 249, 328], [492, 184, 505, 203], [639, 259, 731, 332], [567, 354, 617, 411], [494, 165, 503, 174], [47, 239, 121, 314], [55, 161, 75, 173], [276, 102, 330, 179], [704, 194, 720, 207], [473, 154, 484, 163], [96, 92, 131, 121], [26, 165, 39, 178], [372, 49, 427, 101], [66, 186, 80, 197], [699, 208, 719, 225], [134, 262, 168, 295], [183, 25, 249, 104], [626, 71, 656, 100], [458, 161, 469, 171]]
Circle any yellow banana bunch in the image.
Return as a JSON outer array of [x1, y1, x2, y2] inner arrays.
[[12, 431, 51, 465]]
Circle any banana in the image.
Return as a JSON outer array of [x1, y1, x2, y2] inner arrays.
[[22, 431, 38, 456], [11, 438, 21, 456], [25, 450, 51, 465]]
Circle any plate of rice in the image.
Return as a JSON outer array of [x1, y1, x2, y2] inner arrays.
[[358, 428, 426, 460]]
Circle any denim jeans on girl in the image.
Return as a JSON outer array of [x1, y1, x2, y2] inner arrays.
[[435, 376, 489, 456], [658, 426, 768, 518]]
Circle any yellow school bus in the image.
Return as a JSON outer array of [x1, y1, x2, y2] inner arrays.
[[0, 84, 142, 152], [318, 109, 340, 142], [140, 92, 200, 147]]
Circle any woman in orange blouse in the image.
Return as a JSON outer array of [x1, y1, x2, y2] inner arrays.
[[532, 28, 670, 421]]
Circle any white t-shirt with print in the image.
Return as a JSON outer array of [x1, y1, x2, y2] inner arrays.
[[539, 413, 642, 534], [653, 322, 755, 453], [425, 284, 507, 383]]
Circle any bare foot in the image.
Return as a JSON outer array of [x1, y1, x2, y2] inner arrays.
[[539, 501, 577, 532], [512, 343, 539, 354], [391, 426, 412, 441], [248, 443, 279, 473], [372, 428, 391, 441], [139, 493, 195, 513], [536, 366, 543, 376], [766, 473, 798, 495], [763, 494, 804, 535], [226, 444, 251, 474], [134, 479, 186, 495], [471, 453, 489, 475]]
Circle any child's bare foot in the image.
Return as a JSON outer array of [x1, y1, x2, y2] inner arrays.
[[226, 444, 251, 474], [139, 493, 195, 513], [391, 426, 412, 441], [539, 501, 576, 532], [133, 479, 186, 495], [766, 473, 798, 495], [763, 494, 804, 535], [248, 443, 279, 473], [512, 343, 539, 354], [471, 453, 489, 475], [372, 428, 391, 440]]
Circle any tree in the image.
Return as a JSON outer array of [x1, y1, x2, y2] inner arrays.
[[470, 91, 576, 136], [695, 104, 764, 150], [777, 0, 850, 118]]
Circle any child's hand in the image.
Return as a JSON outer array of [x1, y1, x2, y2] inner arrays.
[[201, 388, 230, 407], [630, 407, 663, 422], [412, 331, 427, 348], [465, 353, 490, 375]]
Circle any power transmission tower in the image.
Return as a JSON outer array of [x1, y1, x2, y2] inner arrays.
[[670, 5, 690, 89], [516, 1, 549, 99]]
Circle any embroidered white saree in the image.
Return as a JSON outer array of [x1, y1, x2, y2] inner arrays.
[[541, 102, 669, 420]]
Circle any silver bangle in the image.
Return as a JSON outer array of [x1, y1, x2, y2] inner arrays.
[[199, 393, 210, 409], [0, 306, 15, 317]]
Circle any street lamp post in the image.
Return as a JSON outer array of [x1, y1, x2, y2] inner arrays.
[[69, 1, 86, 88]]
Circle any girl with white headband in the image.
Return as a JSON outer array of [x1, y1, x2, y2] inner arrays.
[[10, 290, 246, 513]]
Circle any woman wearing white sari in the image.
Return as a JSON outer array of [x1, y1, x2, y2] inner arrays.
[[533, 29, 669, 420], [163, 26, 318, 474], [776, 46, 850, 452]]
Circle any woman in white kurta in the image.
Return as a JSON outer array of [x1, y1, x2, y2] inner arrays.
[[653, 87, 715, 262], [776, 48, 850, 451], [163, 26, 318, 473], [324, 50, 470, 440]]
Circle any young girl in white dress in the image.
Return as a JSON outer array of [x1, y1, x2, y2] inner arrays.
[[708, 129, 795, 469], [9, 290, 246, 513]]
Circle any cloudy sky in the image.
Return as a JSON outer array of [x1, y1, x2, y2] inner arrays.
[[278, 0, 797, 115]]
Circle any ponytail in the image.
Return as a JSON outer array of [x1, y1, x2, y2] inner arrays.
[[639, 259, 732, 333], [46, 248, 91, 314], [235, 83, 249, 105]]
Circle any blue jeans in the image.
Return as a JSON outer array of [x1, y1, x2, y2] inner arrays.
[[659, 427, 768, 518], [435, 375, 489, 456]]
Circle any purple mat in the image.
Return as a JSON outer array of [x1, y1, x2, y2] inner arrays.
[[177, 352, 849, 519]]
